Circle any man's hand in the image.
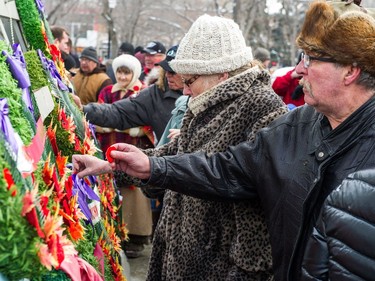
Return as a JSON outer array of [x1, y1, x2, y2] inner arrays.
[[109, 143, 151, 179], [72, 154, 112, 178]]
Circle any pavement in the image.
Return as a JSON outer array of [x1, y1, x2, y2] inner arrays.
[[127, 243, 152, 281]]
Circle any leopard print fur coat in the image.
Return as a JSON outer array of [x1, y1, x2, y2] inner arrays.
[[143, 66, 288, 280]]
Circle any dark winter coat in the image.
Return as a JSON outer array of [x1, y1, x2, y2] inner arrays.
[[146, 96, 375, 281], [301, 169, 375, 281], [83, 80, 182, 141]]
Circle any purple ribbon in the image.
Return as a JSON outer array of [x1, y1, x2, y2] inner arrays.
[[0, 98, 19, 156], [88, 122, 98, 144], [2, 44, 34, 116], [37, 49, 68, 92], [72, 174, 100, 223], [34, 0, 44, 13]]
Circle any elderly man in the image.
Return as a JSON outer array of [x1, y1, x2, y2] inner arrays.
[[73, 1, 375, 281], [72, 46, 112, 104], [140, 41, 166, 83], [74, 14, 287, 280]]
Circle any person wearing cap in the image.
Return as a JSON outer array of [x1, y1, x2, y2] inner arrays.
[[77, 45, 183, 144], [73, 14, 287, 280], [73, 1, 375, 280], [72, 46, 112, 105], [139, 41, 166, 83]]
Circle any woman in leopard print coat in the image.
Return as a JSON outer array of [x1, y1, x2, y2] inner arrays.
[[75, 15, 289, 280], [142, 60, 288, 280]]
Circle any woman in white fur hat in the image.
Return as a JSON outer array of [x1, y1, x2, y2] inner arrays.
[[96, 54, 154, 258]]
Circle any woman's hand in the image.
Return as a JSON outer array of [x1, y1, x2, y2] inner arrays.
[[167, 129, 181, 140], [72, 154, 112, 178]]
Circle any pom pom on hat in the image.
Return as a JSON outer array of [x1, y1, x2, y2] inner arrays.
[[170, 14, 253, 75]]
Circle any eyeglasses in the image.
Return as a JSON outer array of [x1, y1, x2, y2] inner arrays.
[[301, 52, 336, 69], [181, 75, 200, 87]]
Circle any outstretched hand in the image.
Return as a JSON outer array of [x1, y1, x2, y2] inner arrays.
[[72, 154, 112, 178], [108, 143, 151, 179], [72, 144, 151, 179]]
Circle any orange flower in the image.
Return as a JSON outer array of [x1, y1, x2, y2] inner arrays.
[[56, 152, 68, 178], [59, 195, 86, 241], [38, 210, 77, 270], [46, 122, 59, 156], [58, 106, 77, 144], [22, 185, 45, 238], [42, 155, 63, 200]]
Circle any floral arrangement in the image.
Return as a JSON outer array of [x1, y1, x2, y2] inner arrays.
[[0, 0, 128, 280]]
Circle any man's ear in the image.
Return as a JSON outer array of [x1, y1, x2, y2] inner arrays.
[[344, 65, 361, 86]]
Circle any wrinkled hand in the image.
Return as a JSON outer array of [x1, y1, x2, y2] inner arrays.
[[109, 143, 151, 179], [72, 154, 112, 178], [167, 129, 181, 140]]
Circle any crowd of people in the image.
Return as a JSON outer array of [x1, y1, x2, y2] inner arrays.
[[58, 0, 375, 280]]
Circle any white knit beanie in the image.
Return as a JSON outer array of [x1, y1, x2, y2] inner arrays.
[[170, 14, 253, 75], [112, 54, 141, 88]]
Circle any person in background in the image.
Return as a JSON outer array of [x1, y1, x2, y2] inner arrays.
[[50, 26, 76, 73], [107, 42, 136, 83], [72, 46, 112, 105], [134, 45, 145, 69], [74, 14, 287, 280], [254, 47, 271, 69], [76, 45, 183, 145], [272, 52, 305, 107], [67, 38, 80, 68], [72, 1, 375, 281], [95, 54, 153, 258], [51, 25, 70, 54], [140, 41, 166, 84]]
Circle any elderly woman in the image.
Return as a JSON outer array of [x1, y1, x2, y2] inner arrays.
[[74, 14, 288, 279]]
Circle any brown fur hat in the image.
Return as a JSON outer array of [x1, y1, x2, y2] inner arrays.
[[296, 0, 375, 76]]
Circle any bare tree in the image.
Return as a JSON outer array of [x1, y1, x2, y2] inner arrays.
[[44, 0, 309, 66]]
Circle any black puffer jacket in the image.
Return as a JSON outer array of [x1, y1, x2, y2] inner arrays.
[[146, 97, 375, 281], [301, 169, 375, 281], [83, 81, 182, 140]]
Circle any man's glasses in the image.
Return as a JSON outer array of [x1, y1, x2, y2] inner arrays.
[[181, 75, 200, 87], [301, 52, 336, 68]]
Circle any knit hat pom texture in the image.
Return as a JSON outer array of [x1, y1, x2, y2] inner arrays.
[[170, 14, 253, 75]]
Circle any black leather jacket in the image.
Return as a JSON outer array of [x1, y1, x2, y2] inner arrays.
[[146, 97, 375, 281], [83, 83, 182, 140], [301, 169, 375, 281]]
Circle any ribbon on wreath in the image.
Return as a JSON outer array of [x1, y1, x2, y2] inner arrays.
[[37, 49, 69, 92], [0, 98, 19, 156], [34, 0, 45, 13], [2, 44, 35, 117], [71, 174, 100, 223]]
